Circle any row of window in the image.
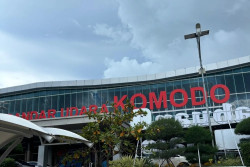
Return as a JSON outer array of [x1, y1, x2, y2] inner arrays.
[[1, 66, 250, 101], [0, 66, 250, 115]]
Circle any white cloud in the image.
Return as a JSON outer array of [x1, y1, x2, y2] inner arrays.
[[104, 57, 161, 78], [111, 0, 250, 71], [92, 24, 132, 43]]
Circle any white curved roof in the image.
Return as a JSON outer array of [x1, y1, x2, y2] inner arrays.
[[0, 113, 49, 135], [0, 113, 92, 148], [43, 127, 93, 147]]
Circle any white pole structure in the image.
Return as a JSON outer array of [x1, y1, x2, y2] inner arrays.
[[184, 23, 215, 147], [220, 130, 227, 158], [227, 120, 245, 166], [133, 115, 143, 167], [197, 144, 201, 167], [133, 140, 140, 167]]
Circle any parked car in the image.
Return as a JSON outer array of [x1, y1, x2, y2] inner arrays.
[[150, 155, 190, 167], [15, 160, 34, 167]]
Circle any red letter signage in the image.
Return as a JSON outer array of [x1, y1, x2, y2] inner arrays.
[[210, 84, 230, 103], [114, 95, 128, 109], [130, 93, 147, 109], [170, 89, 188, 107], [149, 91, 167, 110], [191, 87, 206, 106]]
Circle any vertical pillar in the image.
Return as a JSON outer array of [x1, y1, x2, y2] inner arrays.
[[47, 146, 53, 166], [38, 145, 48, 167], [26, 142, 31, 161]]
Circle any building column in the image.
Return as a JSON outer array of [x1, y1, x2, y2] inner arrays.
[[47, 146, 53, 166], [38, 145, 48, 167]]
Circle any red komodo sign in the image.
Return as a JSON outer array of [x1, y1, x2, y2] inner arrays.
[[15, 84, 230, 120]]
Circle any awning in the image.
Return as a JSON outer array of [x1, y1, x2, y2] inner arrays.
[[0, 113, 92, 165]]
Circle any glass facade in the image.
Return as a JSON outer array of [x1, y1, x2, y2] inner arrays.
[[0, 64, 250, 121]]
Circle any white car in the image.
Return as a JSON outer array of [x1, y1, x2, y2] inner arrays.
[[150, 155, 190, 167]]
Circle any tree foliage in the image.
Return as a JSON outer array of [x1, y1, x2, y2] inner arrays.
[[184, 126, 211, 144], [146, 118, 183, 141], [0, 158, 16, 167], [184, 126, 217, 164], [81, 101, 147, 167], [235, 117, 250, 135], [146, 118, 184, 166], [235, 117, 250, 165], [239, 141, 250, 165]]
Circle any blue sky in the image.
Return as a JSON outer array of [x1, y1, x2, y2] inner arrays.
[[0, 0, 249, 88]]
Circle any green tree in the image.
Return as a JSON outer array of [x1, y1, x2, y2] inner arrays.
[[184, 126, 217, 164], [0, 158, 16, 167], [81, 101, 147, 167], [235, 117, 250, 135], [146, 118, 185, 166], [235, 117, 250, 165]]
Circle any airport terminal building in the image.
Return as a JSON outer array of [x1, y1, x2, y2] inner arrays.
[[0, 56, 250, 162]]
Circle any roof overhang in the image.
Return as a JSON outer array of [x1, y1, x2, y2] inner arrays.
[[0, 113, 93, 165]]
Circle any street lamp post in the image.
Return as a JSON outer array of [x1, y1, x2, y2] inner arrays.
[[184, 23, 215, 147]]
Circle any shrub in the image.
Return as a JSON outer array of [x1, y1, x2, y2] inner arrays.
[[235, 117, 250, 135], [212, 157, 242, 166], [240, 141, 250, 166], [109, 156, 145, 167], [0, 158, 16, 167]]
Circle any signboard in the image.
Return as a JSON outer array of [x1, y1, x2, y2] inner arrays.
[[13, 84, 238, 123]]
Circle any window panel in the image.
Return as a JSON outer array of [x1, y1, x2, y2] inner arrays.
[[157, 83, 166, 92], [216, 75, 225, 85], [26, 98, 32, 112], [174, 81, 182, 89], [237, 94, 247, 105], [228, 94, 237, 105], [33, 98, 39, 112], [15, 100, 21, 114], [83, 92, 89, 107], [205, 76, 216, 96], [45, 96, 52, 111], [107, 89, 115, 105], [167, 100, 173, 110], [128, 87, 134, 100], [243, 73, 250, 92], [21, 99, 27, 113], [150, 84, 158, 96], [2, 102, 9, 114], [166, 82, 174, 97], [77, 93, 83, 109], [142, 85, 150, 101], [234, 74, 246, 93], [89, 91, 95, 105], [9, 101, 15, 114], [225, 75, 236, 94], [182, 80, 190, 97], [71, 93, 77, 107], [215, 75, 226, 95], [52, 96, 58, 111], [65, 94, 70, 108], [58, 95, 65, 109], [95, 90, 101, 107], [134, 86, 142, 103]]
